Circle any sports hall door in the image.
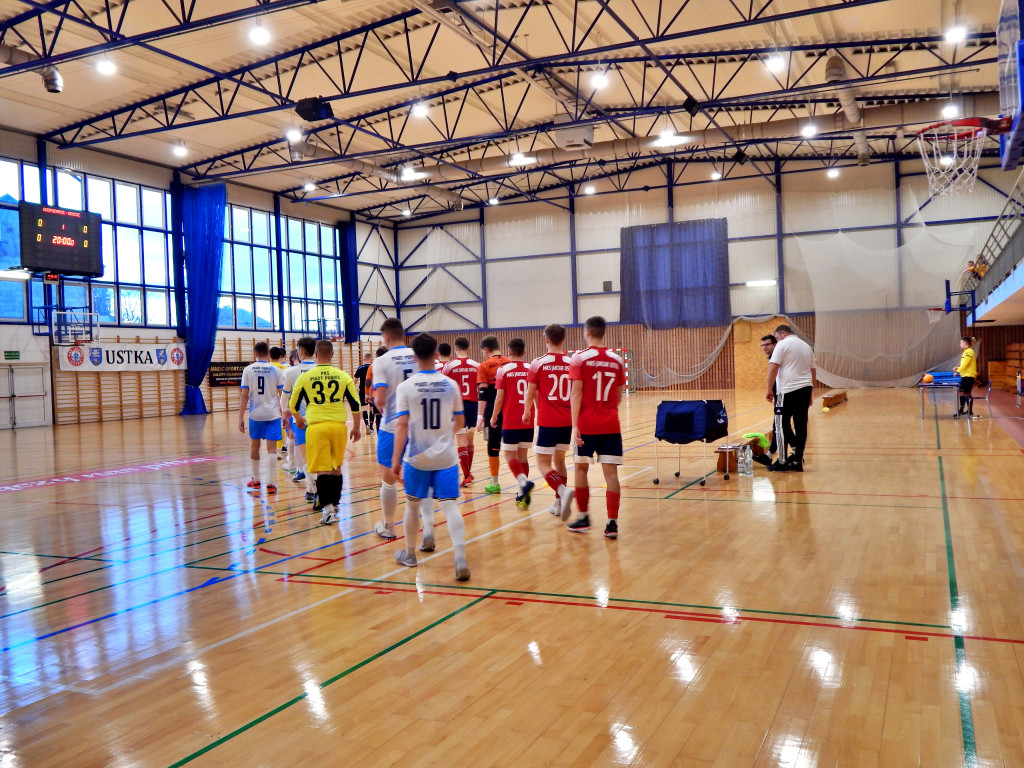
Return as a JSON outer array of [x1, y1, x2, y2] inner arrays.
[[0, 365, 50, 428]]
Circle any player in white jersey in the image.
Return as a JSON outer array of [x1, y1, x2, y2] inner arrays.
[[280, 337, 318, 502], [238, 341, 283, 493], [372, 318, 418, 540], [391, 332, 470, 580]]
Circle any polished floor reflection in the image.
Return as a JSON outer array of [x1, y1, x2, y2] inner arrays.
[[1, 389, 1023, 767]]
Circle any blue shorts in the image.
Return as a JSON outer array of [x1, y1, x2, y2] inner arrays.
[[289, 417, 306, 446], [574, 432, 623, 465], [403, 464, 459, 500], [250, 418, 283, 441], [535, 425, 572, 454], [377, 429, 407, 467]]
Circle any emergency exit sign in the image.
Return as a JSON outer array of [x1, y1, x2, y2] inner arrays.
[[4, 351, 20, 360]]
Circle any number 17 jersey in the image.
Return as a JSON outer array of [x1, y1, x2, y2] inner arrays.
[[527, 353, 572, 428], [570, 347, 625, 435]]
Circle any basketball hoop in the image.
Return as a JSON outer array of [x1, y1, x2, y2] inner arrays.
[[916, 117, 1010, 197]]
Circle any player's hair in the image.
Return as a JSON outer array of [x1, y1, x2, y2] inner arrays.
[[288, 349, 300, 365], [961, 336, 973, 345], [363, 352, 373, 361], [544, 324, 566, 345], [412, 332, 438, 361], [297, 337, 317, 356], [584, 316, 606, 339], [481, 335, 499, 352], [270, 346, 284, 361], [253, 341, 269, 356], [508, 337, 525, 356], [375, 346, 386, 358], [438, 342, 452, 358], [380, 317, 404, 340], [315, 339, 334, 359], [774, 324, 793, 335], [454, 336, 470, 351], [760, 335, 776, 345]]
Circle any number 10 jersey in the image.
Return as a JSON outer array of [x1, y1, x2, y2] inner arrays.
[[395, 370, 464, 471]]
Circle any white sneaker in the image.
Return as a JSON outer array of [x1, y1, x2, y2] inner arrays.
[[394, 549, 417, 567], [282, 462, 294, 472], [419, 534, 435, 552], [319, 504, 338, 525], [558, 485, 575, 522], [454, 555, 471, 581], [374, 521, 397, 540]]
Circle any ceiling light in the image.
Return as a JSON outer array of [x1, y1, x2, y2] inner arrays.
[[583, 185, 595, 194], [940, 155, 954, 167], [400, 165, 427, 181], [488, 197, 499, 205], [710, 170, 723, 180], [591, 71, 609, 89], [249, 18, 271, 45], [653, 129, 690, 148], [942, 103, 961, 119], [746, 279, 777, 287], [285, 128, 302, 143], [411, 101, 429, 118], [509, 152, 536, 166], [96, 58, 116, 76], [402, 209, 412, 217], [172, 143, 187, 158], [801, 123, 818, 138], [303, 182, 317, 192], [945, 26, 967, 43], [827, 168, 840, 179], [764, 54, 786, 73]]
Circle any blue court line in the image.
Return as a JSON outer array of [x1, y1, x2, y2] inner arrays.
[[0, 485, 515, 652]]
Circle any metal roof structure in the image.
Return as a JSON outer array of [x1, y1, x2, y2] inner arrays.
[[0, 0, 1002, 221]]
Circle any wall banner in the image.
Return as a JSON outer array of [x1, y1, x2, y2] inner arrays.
[[58, 343, 187, 372]]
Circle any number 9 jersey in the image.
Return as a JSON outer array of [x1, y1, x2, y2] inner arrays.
[[395, 371, 464, 471], [289, 363, 360, 423], [570, 347, 625, 434]]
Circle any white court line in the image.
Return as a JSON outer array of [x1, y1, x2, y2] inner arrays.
[[82, 501, 551, 696]]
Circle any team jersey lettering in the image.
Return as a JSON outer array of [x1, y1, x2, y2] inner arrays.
[[527, 353, 572, 428], [495, 361, 533, 430], [569, 347, 625, 435], [441, 358, 480, 402]]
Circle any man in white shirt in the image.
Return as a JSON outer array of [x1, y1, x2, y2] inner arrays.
[[765, 324, 816, 473], [238, 341, 283, 493], [391, 333, 470, 580], [281, 337, 318, 503], [372, 318, 418, 539]]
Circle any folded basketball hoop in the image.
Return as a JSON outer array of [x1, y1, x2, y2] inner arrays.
[[916, 117, 1011, 197]]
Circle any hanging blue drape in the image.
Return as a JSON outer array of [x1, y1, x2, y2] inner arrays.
[[337, 218, 360, 342], [619, 218, 730, 329], [178, 183, 226, 415]]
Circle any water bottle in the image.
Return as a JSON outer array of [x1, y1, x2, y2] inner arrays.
[[742, 446, 752, 476]]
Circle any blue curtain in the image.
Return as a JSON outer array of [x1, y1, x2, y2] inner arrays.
[[179, 183, 226, 415], [337, 218, 360, 342], [620, 218, 730, 329]]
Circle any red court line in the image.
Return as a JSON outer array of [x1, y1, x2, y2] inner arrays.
[[258, 548, 292, 557], [278, 579, 1024, 647], [38, 546, 107, 573]]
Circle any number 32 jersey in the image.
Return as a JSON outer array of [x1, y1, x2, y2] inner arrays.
[[527, 353, 572, 428], [289, 364, 360, 423], [395, 371, 464, 471], [570, 347, 625, 435]]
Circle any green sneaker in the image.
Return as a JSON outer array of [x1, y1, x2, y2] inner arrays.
[[484, 482, 501, 494]]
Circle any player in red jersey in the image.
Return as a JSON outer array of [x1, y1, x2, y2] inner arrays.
[[477, 336, 510, 493], [490, 337, 535, 507], [567, 316, 625, 539], [441, 336, 480, 487], [524, 324, 574, 520]]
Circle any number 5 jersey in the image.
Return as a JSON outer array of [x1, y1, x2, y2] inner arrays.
[[395, 371, 464, 471]]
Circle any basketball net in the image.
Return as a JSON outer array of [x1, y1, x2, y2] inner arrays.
[[916, 119, 988, 197]]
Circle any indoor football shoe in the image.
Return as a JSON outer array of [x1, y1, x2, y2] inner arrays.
[[266, 483, 278, 494], [557, 486, 575, 521], [752, 453, 772, 467], [319, 505, 338, 525], [393, 549, 417, 567], [305, 491, 317, 503], [454, 556, 471, 581], [246, 479, 261, 489], [418, 534, 435, 552], [566, 514, 591, 533], [460, 473, 474, 488], [515, 480, 535, 508], [768, 461, 791, 473], [484, 483, 501, 494], [292, 471, 306, 482], [375, 522, 397, 540], [604, 520, 618, 539]]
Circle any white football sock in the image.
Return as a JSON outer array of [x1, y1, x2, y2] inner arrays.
[[266, 454, 278, 486], [403, 497, 420, 551], [250, 459, 260, 483], [380, 481, 398, 526], [442, 499, 466, 559]]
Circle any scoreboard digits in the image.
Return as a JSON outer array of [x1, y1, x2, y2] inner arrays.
[[18, 202, 103, 278]]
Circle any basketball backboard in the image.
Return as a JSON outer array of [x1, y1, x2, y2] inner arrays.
[[998, 0, 1024, 168]]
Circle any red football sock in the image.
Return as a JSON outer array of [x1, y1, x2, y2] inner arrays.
[[521, 459, 529, 476], [458, 446, 470, 475], [559, 473, 568, 485], [576, 486, 590, 512], [545, 471, 564, 491], [508, 458, 523, 477], [606, 491, 620, 520], [467, 443, 475, 468]]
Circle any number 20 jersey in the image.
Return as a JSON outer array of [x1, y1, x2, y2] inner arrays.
[[527, 353, 572, 428], [569, 347, 625, 435], [395, 371, 464, 471]]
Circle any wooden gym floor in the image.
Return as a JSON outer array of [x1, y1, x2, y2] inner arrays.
[[1, 388, 1024, 767]]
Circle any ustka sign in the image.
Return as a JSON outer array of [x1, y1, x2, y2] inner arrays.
[[59, 343, 187, 372]]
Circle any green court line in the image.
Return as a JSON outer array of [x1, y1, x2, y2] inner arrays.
[[185, 565, 952, 632], [664, 470, 716, 498], [934, 400, 942, 451], [938, 456, 977, 767], [166, 590, 495, 768]]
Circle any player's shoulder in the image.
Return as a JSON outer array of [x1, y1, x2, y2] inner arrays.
[[466, 358, 480, 368], [574, 348, 600, 362], [605, 349, 624, 365], [496, 360, 515, 375]]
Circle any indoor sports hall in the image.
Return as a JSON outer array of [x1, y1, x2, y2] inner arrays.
[[3, 0, 1024, 765]]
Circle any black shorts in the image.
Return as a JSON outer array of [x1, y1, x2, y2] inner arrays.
[[535, 425, 572, 454], [959, 376, 975, 395], [462, 400, 478, 425], [574, 433, 623, 465], [501, 427, 534, 450]]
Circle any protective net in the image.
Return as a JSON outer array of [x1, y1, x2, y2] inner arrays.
[[915, 119, 987, 198]]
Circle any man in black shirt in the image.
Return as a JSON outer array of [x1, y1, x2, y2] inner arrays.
[[353, 352, 373, 432]]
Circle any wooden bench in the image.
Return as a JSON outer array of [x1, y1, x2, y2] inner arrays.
[[822, 390, 847, 409], [715, 431, 774, 475]]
